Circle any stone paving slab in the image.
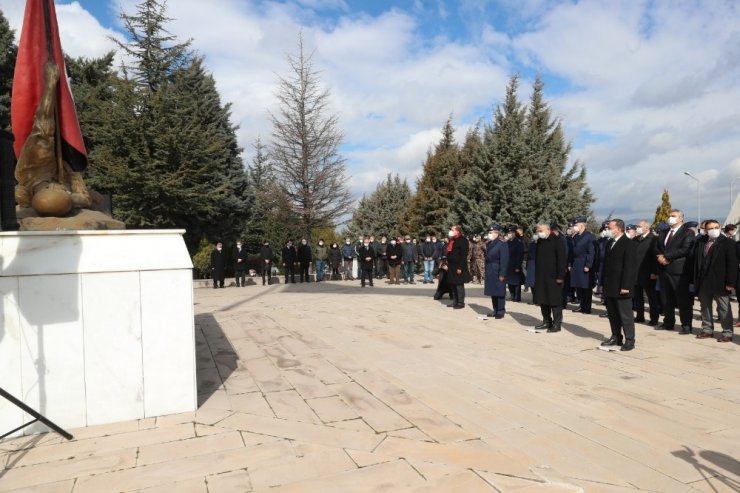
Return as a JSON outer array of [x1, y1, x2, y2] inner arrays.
[[1, 280, 739, 491]]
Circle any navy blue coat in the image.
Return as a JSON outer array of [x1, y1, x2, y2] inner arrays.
[[570, 231, 596, 288], [525, 241, 536, 288], [484, 238, 509, 297], [506, 237, 524, 285]]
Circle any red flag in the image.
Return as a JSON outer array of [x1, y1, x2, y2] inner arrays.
[[11, 0, 87, 171]]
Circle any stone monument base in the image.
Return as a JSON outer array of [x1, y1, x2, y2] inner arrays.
[[16, 206, 126, 231], [0, 230, 196, 437]]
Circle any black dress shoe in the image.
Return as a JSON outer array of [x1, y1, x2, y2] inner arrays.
[[433, 293, 442, 300], [680, 325, 692, 334], [494, 314, 505, 319], [620, 340, 635, 351], [634, 317, 646, 323], [656, 323, 674, 330], [546, 327, 561, 333], [572, 307, 584, 313], [453, 303, 465, 309], [447, 303, 457, 308], [486, 312, 496, 317], [646, 320, 658, 326], [599, 313, 609, 318], [601, 337, 623, 347], [534, 322, 552, 330]]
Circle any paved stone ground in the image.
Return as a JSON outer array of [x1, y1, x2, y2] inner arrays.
[[1, 278, 739, 492]]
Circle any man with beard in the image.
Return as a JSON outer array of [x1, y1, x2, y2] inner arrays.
[[533, 223, 567, 332]]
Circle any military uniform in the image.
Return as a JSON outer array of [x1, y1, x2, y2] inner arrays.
[[467, 236, 486, 284]]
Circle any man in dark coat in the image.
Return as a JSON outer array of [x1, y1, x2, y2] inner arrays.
[[259, 240, 274, 286], [282, 239, 297, 284], [445, 225, 471, 309], [506, 225, 524, 301], [234, 239, 248, 287], [633, 220, 660, 324], [569, 216, 596, 313], [485, 224, 509, 318], [600, 219, 638, 351], [387, 237, 403, 285], [533, 223, 567, 332], [357, 238, 377, 287], [210, 242, 226, 289], [694, 219, 737, 342], [297, 238, 312, 282], [655, 209, 696, 333]]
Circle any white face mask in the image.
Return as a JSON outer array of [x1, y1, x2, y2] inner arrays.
[[390, 240, 396, 245], [668, 216, 678, 226], [605, 229, 615, 239], [426, 238, 431, 242], [488, 233, 497, 241], [448, 230, 455, 238], [506, 233, 514, 240], [600, 230, 609, 238], [217, 246, 222, 251], [636, 227, 644, 235], [708, 229, 721, 239], [537, 231, 548, 240], [319, 241, 324, 246], [345, 241, 350, 245], [532, 234, 538, 241], [302, 240, 307, 245], [364, 242, 370, 247], [236, 244, 241, 248]]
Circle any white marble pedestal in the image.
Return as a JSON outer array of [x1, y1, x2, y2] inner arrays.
[[0, 230, 196, 437]]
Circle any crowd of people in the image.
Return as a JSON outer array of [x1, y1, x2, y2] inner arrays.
[[210, 208, 738, 350]]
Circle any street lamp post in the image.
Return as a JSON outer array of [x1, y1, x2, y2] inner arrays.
[[683, 171, 700, 224]]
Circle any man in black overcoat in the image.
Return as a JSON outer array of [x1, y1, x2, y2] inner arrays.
[[601, 219, 638, 351], [357, 238, 377, 287], [533, 223, 566, 332], [694, 219, 737, 342], [234, 239, 248, 287], [445, 225, 471, 309], [655, 209, 695, 333], [282, 239, 297, 284], [633, 220, 660, 324], [210, 242, 226, 289], [297, 238, 312, 282]]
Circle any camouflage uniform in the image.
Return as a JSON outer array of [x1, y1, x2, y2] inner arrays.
[[467, 237, 486, 284]]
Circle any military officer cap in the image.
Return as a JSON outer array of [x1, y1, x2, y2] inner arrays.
[[488, 224, 502, 232], [656, 221, 670, 233], [685, 221, 698, 228], [626, 224, 637, 231], [574, 215, 588, 224], [550, 222, 560, 231], [507, 224, 518, 233]]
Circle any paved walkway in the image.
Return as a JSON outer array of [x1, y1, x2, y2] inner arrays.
[[1, 279, 739, 492]]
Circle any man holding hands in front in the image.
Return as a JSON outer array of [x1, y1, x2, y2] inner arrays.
[[601, 219, 638, 351]]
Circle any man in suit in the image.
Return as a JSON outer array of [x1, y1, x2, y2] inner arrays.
[[569, 216, 596, 314], [694, 219, 737, 342], [297, 238, 312, 282], [357, 238, 376, 287], [234, 239, 248, 287], [506, 225, 524, 301], [601, 219, 638, 350], [259, 240, 274, 286], [633, 220, 660, 325], [533, 222, 567, 332], [655, 209, 696, 333]]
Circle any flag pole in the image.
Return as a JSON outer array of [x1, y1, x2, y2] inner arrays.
[[40, 0, 64, 184]]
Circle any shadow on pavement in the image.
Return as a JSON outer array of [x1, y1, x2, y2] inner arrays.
[[671, 446, 740, 491], [194, 313, 237, 407]]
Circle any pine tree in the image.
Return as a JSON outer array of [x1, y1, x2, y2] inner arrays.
[[270, 34, 353, 241], [653, 189, 671, 228], [0, 9, 17, 131], [447, 126, 492, 235], [403, 117, 463, 236], [348, 174, 412, 237], [80, 0, 251, 253], [244, 137, 273, 251]]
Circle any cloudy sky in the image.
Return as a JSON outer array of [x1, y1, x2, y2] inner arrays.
[[2, 0, 739, 223]]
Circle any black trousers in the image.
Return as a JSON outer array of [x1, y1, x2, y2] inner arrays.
[[452, 284, 466, 305], [212, 273, 224, 288], [299, 262, 310, 282], [262, 261, 272, 285], [659, 272, 693, 328], [634, 280, 660, 322], [508, 284, 521, 301], [577, 287, 592, 312], [284, 263, 295, 283], [235, 268, 246, 287], [540, 304, 563, 328], [605, 295, 636, 341], [360, 267, 374, 286]]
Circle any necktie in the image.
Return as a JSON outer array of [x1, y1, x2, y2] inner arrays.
[[666, 229, 674, 246]]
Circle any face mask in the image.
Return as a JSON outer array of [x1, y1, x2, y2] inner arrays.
[[302, 240, 307, 245], [507, 233, 514, 240], [532, 234, 538, 241], [636, 227, 644, 235], [364, 242, 370, 247], [390, 240, 396, 245], [448, 230, 455, 238], [264, 243, 269, 247], [566, 229, 573, 235], [346, 241, 350, 245], [381, 240, 386, 244], [488, 234, 496, 241], [708, 229, 721, 239], [426, 239, 431, 242], [236, 244, 241, 248], [405, 240, 411, 243], [600, 230, 608, 238], [537, 231, 548, 240], [217, 246, 222, 251], [668, 216, 678, 226]]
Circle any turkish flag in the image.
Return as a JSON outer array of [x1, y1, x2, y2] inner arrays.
[[11, 0, 87, 171]]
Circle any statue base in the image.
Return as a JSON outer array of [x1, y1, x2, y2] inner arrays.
[[0, 230, 196, 437], [16, 207, 126, 231]]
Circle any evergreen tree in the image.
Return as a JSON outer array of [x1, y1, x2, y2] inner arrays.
[[403, 117, 462, 236], [0, 9, 17, 131], [244, 137, 272, 251], [653, 189, 671, 227], [270, 34, 353, 241], [446, 126, 492, 235], [80, 0, 251, 253], [348, 173, 412, 237]]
